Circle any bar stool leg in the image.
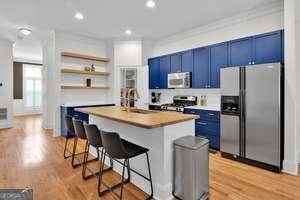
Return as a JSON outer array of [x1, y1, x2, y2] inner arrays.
[[82, 142, 90, 179], [145, 152, 154, 200], [71, 137, 78, 168], [119, 159, 128, 199], [63, 137, 72, 159], [98, 150, 106, 196]]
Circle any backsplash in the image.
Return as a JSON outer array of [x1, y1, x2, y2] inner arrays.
[[149, 89, 221, 106]]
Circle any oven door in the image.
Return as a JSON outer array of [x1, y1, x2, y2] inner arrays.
[[168, 72, 191, 89]]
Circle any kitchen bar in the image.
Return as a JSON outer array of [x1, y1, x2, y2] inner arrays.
[[78, 106, 198, 200]]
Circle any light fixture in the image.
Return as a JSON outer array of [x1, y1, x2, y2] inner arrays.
[[75, 12, 84, 20], [125, 29, 132, 35], [146, 0, 156, 8], [19, 28, 32, 36]]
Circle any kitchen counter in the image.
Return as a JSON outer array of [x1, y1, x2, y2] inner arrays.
[[78, 106, 197, 199], [77, 106, 198, 129], [61, 101, 114, 107], [185, 105, 220, 111]]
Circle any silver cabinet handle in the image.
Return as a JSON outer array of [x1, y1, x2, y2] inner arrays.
[[248, 62, 252, 65], [208, 113, 215, 116], [190, 111, 196, 114], [197, 122, 208, 125]]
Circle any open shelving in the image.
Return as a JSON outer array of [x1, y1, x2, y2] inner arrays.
[[61, 85, 110, 90], [61, 68, 110, 76], [61, 51, 110, 62]]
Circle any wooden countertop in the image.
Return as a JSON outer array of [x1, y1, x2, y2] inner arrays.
[[77, 106, 198, 129]]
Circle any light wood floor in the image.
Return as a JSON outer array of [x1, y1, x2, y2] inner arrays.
[[0, 115, 299, 200]]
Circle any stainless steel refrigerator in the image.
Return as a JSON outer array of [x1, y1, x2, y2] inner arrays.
[[220, 63, 284, 172]]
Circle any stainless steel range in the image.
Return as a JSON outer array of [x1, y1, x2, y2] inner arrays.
[[161, 95, 197, 112]]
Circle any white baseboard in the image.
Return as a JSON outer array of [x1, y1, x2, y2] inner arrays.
[[282, 159, 298, 175]]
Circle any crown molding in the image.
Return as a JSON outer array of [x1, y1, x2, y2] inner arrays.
[[156, 1, 284, 45]]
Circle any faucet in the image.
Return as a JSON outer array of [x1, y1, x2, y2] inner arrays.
[[125, 88, 140, 112]]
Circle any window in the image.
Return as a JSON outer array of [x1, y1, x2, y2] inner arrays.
[[24, 64, 42, 108]]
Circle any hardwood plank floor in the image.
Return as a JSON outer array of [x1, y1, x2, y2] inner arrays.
[[0, 115, 299, 200]]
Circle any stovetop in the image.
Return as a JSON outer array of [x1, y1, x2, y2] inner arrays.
[[161, 95, 197, 112]]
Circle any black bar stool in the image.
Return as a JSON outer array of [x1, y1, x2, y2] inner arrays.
[[71, 118, 99, 170], [63, 115, 77, 159], [99, 130, 153, 200], [83, 124, 113, 180]]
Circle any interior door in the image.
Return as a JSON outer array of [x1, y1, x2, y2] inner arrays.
[[245, 63, 281, 166]]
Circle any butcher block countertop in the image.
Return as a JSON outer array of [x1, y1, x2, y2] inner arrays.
[[77, 106, 198, 129]]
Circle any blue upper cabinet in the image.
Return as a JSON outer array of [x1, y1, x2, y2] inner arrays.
[[253, 30, 282, 64], [229, 37, 253, 66], [170, 53, 182, 73], [193, 47, 210, 88], [181, 50, 194, 72], [148, 58, 160, 89], [159, 55, 171, 89], [148, 29, 284, 89], [210, 42, 228, 88]]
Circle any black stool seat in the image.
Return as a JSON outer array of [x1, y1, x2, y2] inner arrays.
[[121, 139, 149, 158], [99, 130, 153, 200]]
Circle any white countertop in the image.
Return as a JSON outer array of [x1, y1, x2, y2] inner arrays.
[[185, 105, 220, 111], [61, 101, 114, 107]]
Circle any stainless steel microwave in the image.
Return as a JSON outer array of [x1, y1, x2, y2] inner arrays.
[[168, 72, 191, 89]]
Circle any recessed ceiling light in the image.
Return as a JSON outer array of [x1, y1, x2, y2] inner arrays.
[[146, 0, 156, 8], [19, 28, 32, 36], [125, 29, 132, 35], [75, 12, 84, 20]]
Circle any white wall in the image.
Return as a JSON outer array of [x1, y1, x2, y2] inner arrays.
[[152, 3, 283, 56], [296, 0, 300, 164], [0, 39, 13, 129], [43, 31, 112, 135]]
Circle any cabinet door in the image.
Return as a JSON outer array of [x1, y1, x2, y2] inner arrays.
[[159, 56, 171, 89], [229, 37, 252, 66], [181, 50, 193, 72], [148, 58, 160, 89], [210, 42, 228, 88], [253, 30, 282, 64], [193, 47, 210, 88], [170, 53, 181, 73]]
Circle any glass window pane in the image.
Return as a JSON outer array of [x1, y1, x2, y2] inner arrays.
[[24, 65, 42, 78], [26, 80, 34, 107]]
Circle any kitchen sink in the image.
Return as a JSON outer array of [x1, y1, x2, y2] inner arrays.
[[123, 108, 159, 114]]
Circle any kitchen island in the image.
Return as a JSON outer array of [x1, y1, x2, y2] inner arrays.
[[78, 106, 198, 200]]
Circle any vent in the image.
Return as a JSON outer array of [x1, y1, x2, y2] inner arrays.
[[0, 108, 7, 120]]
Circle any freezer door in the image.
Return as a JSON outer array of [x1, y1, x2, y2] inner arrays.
[[220, 115, 240, 155], [245, 63, 281, 166], [220, 67, 240, 96]]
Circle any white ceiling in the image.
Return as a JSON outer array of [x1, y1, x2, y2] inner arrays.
[[0, 0, 281, 61]]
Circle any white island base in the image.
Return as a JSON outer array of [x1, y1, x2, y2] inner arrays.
[[89, 115, 195, 200]]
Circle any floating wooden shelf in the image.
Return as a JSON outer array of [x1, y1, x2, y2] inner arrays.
[[61, 52, 110, 62], [61, 69, 110, 76], [61, 85, 110, 90]]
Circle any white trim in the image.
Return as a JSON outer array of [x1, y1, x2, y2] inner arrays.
[[156, 1, 283, 45], [282, 159, 298, 175], [13, 57, 42, 64], [298, 152, 300, 164]]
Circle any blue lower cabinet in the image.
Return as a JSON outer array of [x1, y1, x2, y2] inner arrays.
[[185, 108, 220, 150], [60, 104, 114, 138]]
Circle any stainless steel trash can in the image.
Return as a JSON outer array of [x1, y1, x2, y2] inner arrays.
[[173, 136, 209, 200]]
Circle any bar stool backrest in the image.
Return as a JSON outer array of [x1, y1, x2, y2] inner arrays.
[[101, 131, 129, 159], [72, 119, 87, 140], [84, 124, 103, 148], [65, 115, 75, 137]]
